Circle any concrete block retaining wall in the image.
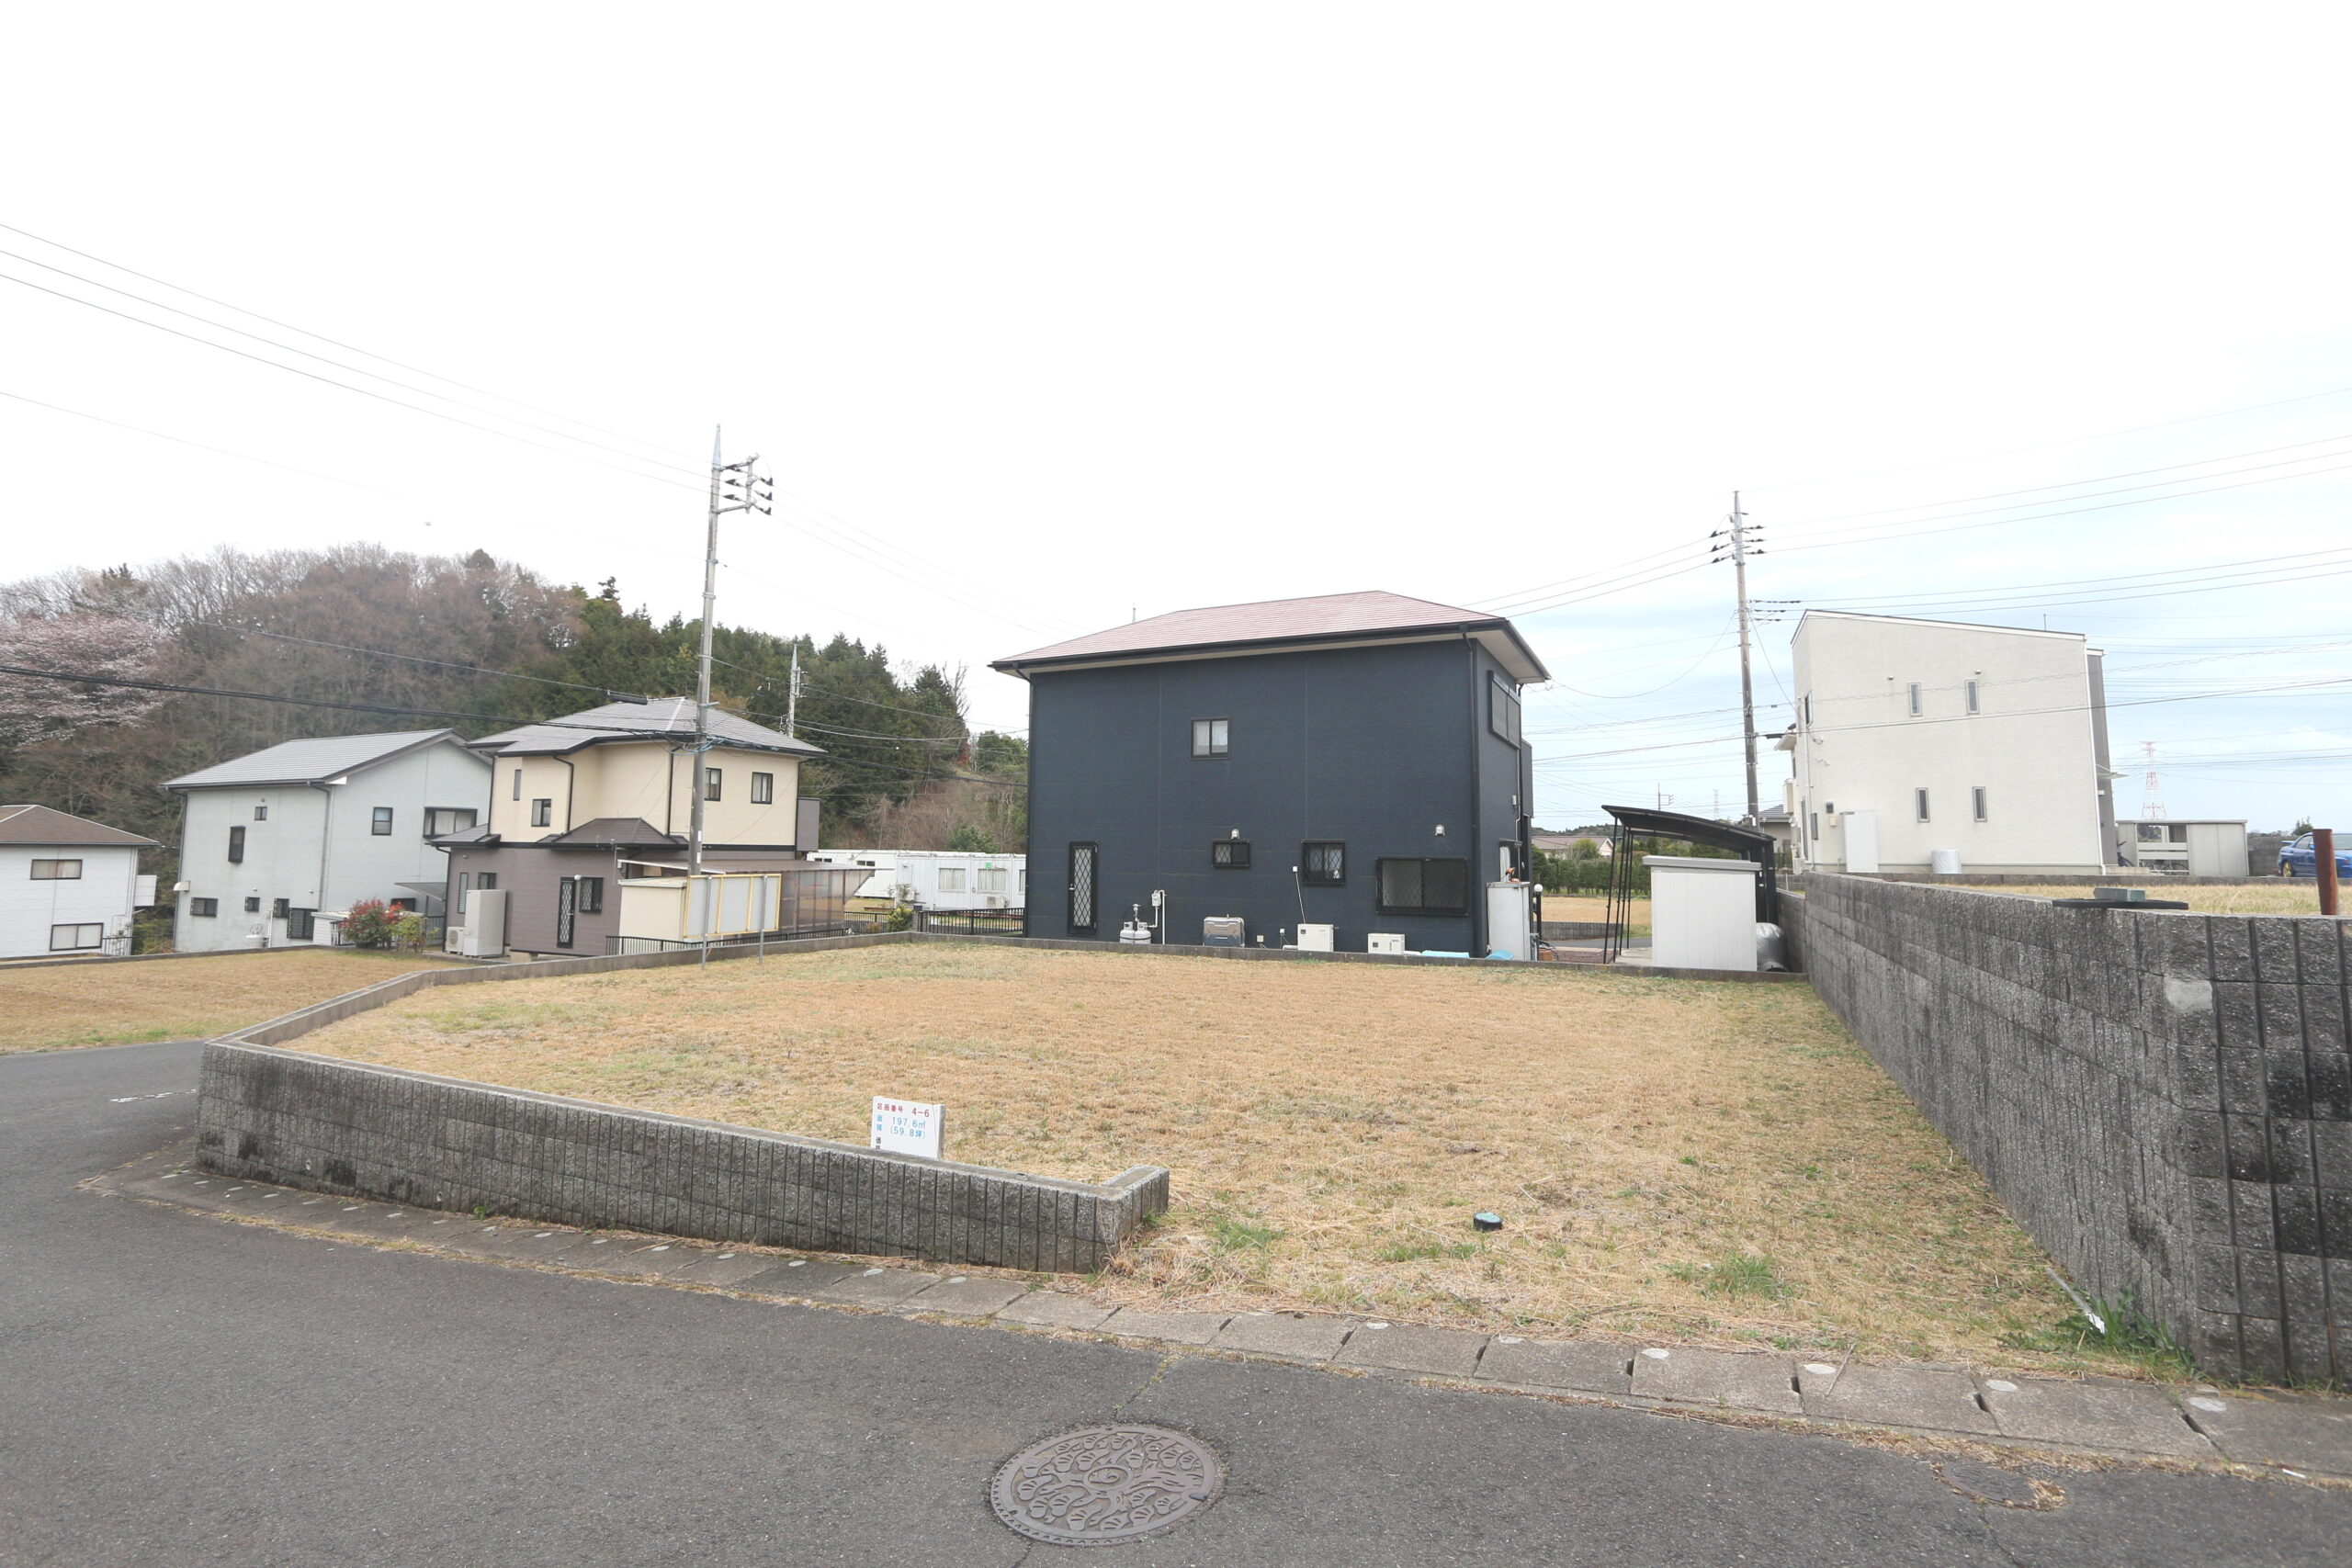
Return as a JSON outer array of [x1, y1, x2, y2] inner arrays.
[[196, 930, 1170, 1270], [1782, 874, 2348, 1384]]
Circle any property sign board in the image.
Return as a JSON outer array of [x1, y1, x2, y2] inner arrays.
[[870, 1096, 944, 1159]]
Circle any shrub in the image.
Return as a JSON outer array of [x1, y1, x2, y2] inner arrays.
[[389, 912, 427, 952], [342, 898, 396, 949]]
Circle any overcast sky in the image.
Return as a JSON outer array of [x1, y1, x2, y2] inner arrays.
[[5, 4, 2347, 830]]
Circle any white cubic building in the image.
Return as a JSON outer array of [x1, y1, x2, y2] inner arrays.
[[164, 730, 492, 951], [0, 805, 157, 959], [803, 849, 1027, 911], [1781, 612, 2116, 875]]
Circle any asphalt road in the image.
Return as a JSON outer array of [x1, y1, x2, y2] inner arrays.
[[5, 1042, 2346, 1568]]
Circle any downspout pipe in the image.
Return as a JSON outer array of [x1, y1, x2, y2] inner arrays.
[[1464, 633, 1484, 956], [309, 781, 334, 943]]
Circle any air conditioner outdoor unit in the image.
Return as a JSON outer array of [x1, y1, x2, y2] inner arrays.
[[1202, 916, 1245, 948], [984, 895, 1007, 909], [1295, 922, 1334, 952], [1366, 932, 1407, 954]]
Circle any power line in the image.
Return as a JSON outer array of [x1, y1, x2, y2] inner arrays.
[[0, 387, 392, 494]]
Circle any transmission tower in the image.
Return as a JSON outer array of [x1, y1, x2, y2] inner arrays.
[[2140, 740, 2165, 821]]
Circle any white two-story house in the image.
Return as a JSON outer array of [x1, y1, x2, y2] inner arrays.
[[1781, 612, 2117, 875], [0, 805, 157, 959], [164, 730, 493, 951]]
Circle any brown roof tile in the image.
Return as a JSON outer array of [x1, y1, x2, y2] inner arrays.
[[0, 804, 158, 848], [992, 590, 1546, 680]]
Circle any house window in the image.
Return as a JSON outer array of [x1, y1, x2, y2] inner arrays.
[[1068, 842, 1099, 932], [1191, 717, 1229, 758], [371, 807, 394, 836], [243, 897, 261, 913], [50, 923, 103, 951], [1803, 694, 1813, 725], [1965, 680, 1980, 714], [29, 859, 82, 879], [1907, 682, 1922, 716], [477, 873, 498, 890], [287, 908, 315, 941], [978, 866, 1008, 894], [704, 767, 722, 801], [1916, 788, 1931, 822], [271, 897, 290, 919], [1019, 868, 1027, 894], [1376, 857, 1470, 915], [531, 799, 552, 828], [577, 876, 604, 914], [254, 804, 268, 821], [555, 878, 577, 948], [1809, 811, 1820, 841], [189, 897, 219, 917], [1212, 840, 1251, 869], [751, 772, 775, 805], [938, 867, 967, 892], [1301, 841, 1345, 886], [1973, 787, 1988, 823], [1488, 675, 1522, 744], [512, 769, 522, 800], [425, 807, 478, 836], [227, 826, 245, 863]]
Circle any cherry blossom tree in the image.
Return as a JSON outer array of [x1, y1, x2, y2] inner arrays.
[[0, 613, 169, 748]]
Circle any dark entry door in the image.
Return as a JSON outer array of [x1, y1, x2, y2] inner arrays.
[[555, 877, 577, 948], [1067, 842, 1098, 934]]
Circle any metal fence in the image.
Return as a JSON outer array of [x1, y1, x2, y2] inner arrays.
[[912, 909, 1027, 936]]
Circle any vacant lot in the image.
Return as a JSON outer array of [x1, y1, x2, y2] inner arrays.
[[0, 950, 451, 1055], [300, 943, 2127, 1371], [1541, 894, 1650, 935], [1990, 882, 2324, 917]]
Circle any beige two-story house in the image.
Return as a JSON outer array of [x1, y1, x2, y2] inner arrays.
[[435, 697, 854, 956]]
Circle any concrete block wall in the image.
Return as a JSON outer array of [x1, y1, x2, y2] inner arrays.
[[198, 1043, 1169, 1271], [1783, 874, 2347, 1384]]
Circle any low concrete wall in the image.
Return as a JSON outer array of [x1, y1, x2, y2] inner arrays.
[[198, 1043, 1167, 1271], [1782, 874, 2348, 1384]]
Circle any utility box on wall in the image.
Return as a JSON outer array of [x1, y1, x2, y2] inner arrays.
[[1644, 855, 1761, 973]]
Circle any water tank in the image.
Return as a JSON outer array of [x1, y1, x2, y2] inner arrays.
[[1930, 849, 1963, 874]]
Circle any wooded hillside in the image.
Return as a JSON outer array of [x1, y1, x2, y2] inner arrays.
[[0, 545, 1024, 875]]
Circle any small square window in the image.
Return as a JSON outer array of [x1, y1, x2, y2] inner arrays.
[[577, 876, 604, 914], [1301, 841, 1345, 886], [50, 922, 104, 951], [1212, 839, 1251, 869], [1191, 717, 1229, 758], [1916, 788, 1931, 822], [705, 767, 723, 801], [29, 858, 82, 880], [227, 825, 245, 863], [531, 798, 552, 828], [1973, 787, 1988, 823], [189, 897, 219, 917], [271, 897, 290, 919], [370, 807, 394, 835], [254, 804, 267, 821], [477, 873, 498, 891], [243, 897, 261, 913], [751, 771, 775, 805]]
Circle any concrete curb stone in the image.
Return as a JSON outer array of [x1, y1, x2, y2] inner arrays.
[[1099, 1308, 1233, 1346], [1802, 1364, 1998, 1435], [994, 1292, 1117, 1332], [1976, 1376, 2215, 1458], [1631, 1347, 1804, 1414], [808, 1266, 944, 1307], [1476, 1337, 1634, 1395], [1211, 1312, 1355, 1361], [901, 1276, 1027, 1317], [1334, 1324, 1486, 1378]]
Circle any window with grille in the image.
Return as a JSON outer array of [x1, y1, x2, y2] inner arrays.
[[752, 771, 775, 804], [1067, 842, 1099, 932], [287, 908, 315, 941], [1488, 675, 1521, 744], [29, 859, 81, 879], [243, 897, 261, 913], [1191, 717, 1228, 758], [531, 798, 552, 828], [190, 897, 218, 917], [577, 876, 604, 914], [1376, 857, 1469, 915], [371, 807, 394, 835], [227, 826, 244, 863], [1301, 841, 1344, 886], [50, 923, 103, 951], [477, 873, 498, 890], [1212, 840, 1251, 869], [271, 898, 289, 919]]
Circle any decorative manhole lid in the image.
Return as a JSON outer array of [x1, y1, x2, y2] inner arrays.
[[989, 1423, 1222, 1546]]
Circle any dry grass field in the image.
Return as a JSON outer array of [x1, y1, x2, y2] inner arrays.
[[1541, 894, 1650, 935], [1991, 882, 2326, 917], [0, 950, 451, 1055], [300, 943, 2129, 1372]]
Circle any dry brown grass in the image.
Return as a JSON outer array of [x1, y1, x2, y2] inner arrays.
[[297, 943, 2126, 1371], [0, 950, 451, 1055], [1985, 883, 2327, 917]]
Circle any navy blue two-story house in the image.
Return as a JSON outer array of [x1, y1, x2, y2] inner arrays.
[[992, 592, 1548, 955]]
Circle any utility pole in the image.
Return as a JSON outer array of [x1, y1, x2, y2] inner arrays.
[[1713, 492, 1763, 823], [786, 643, 801, 740], [688, 427, 774, 880]]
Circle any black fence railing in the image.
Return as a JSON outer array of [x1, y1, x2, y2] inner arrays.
[[913, 909, 1027, 936]]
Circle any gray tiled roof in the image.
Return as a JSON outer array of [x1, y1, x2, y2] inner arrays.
[[0, 803, 158, 848], [162, 730, 462, 790], [469, 698, 823, 758], [992, 590, 1549, 682], [545, 818, 682, 846]]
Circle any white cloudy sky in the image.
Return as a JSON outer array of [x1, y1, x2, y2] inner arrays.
[[5, 4, 2347, 830]]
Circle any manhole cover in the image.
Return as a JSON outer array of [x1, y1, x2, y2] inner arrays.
[[989, 1423, 1222, 1546]]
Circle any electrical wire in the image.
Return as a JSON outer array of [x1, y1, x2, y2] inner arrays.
[[0, 388, 393, 494]]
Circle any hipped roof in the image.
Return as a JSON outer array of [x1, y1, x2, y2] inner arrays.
[[469, 697, 824, 759]]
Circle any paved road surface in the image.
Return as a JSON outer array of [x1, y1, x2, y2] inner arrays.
[[5, 1042, 2346, 1567]]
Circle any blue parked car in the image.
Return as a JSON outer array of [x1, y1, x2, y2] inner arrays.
[[2278, 833, 2352, 877]]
